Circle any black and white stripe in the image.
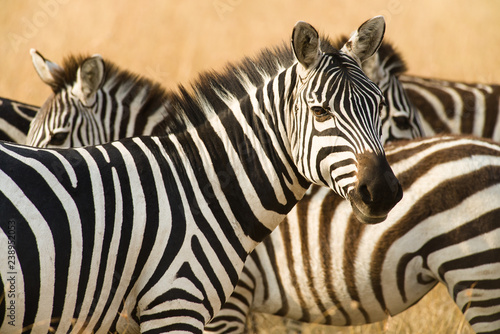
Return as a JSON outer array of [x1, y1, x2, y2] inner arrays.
[[27, 49, 172, 147], [206, 135, 500, 334], [0, 18, 399, 333], [0, 97, 37, 143], [337, 38, 424, 144], [401, 74, 500, 140]]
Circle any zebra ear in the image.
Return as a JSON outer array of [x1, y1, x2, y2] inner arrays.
[[72, 55, 105, 105], [291, 21, 321, 70], [341, 16, 386, 65], [30, 49, 62, 90]]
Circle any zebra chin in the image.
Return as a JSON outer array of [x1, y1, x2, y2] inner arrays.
[[349, 201, 391, 224], [347, 152, 403, 224]]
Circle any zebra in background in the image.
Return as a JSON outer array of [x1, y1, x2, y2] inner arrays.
[[27, 48, 173, 147], [401, 74, 500, 140], [0, 18, 401, 333], [206, 135, 500, 334], [0, 97, 37, 143], [25, 38, 422, 149]]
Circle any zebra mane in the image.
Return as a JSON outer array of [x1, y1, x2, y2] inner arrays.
[[159, 37, 342, 133], [334, 36, 407, 76], [48, 53, 171, 111]]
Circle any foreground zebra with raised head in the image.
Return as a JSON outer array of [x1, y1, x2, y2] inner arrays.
[[0, 97, 37, 143], [0, 18, 401, 333], [401, 74, 500, 140], [206, 135, 500, 334]]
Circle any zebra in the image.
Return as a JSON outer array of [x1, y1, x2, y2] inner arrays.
[[205, 135, 500, 334], [0, 17, 401, 333], [26, 39, 423, 149], [27, 48, 173, 147], [0, 97, 37, 143], [401, 74, 500, 140]]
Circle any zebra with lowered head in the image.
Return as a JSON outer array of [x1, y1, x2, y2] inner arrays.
[[0, 17, 401, 333], [27, 47, 173, 147]]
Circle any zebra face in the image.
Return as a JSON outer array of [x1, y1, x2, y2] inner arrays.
[[27, 50, 105, 148], [364, 52, 424, 143], [27, 91, 74, 148], [290, 18, 402, 224]]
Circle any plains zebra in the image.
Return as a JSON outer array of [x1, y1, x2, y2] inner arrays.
[[26, 39, 422, 149], [0, 97, 37, 143], [27, 48, 173, 147], [206, 135, 500, 334], [401, 74, 500, 140], [0, 18, 401, 333]]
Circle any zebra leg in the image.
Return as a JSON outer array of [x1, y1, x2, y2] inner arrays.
[[204, 266, 257, 333]]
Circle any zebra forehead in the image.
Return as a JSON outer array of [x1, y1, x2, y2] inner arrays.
[[332, 35, 407, 77]]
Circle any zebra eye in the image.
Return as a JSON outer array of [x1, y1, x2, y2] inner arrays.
[[311, 106, 330, 119], [379, 100, 387, 111], [393, 116, 411, 130], [50, 131, 69, 146]]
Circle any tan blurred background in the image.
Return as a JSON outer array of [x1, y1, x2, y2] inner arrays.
[[1, 0, 500, 106]]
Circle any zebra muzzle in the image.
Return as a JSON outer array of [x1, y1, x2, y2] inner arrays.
[[349, 152, 403, 224]]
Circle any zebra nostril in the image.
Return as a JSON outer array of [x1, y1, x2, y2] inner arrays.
[[359, 184, 372, 204]]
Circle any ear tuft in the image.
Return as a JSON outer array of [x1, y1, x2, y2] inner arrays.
[[342, 16, 386, 64], [291, 21, 321, 70]]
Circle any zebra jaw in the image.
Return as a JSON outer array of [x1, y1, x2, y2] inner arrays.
[[349, 200, 389, 224]]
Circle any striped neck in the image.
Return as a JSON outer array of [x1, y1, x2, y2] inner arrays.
[[161, 63, 310, 247]]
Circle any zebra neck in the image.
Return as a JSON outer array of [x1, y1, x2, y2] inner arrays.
[[101, 74, 170, 140], [162, 66, 310, 246]]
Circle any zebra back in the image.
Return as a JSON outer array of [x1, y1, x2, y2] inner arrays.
[[0, 97, 37, 143], [401, 74, 500, 140], [206, 135, 500, 333]]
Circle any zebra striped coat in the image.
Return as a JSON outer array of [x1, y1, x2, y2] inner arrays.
[[0, 19, 401, 333], [206, 135, 500, 334], [0, 97, 37, 143], [401, 74, 500, 140]]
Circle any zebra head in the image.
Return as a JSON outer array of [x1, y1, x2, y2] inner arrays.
[[27, 50, 169, 148], [289, 17, 402, 224], [361, 42, 425, 143], [28, 50, 106, 147]]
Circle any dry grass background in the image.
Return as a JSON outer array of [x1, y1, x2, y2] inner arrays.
[[0, 0, 497, 333]]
